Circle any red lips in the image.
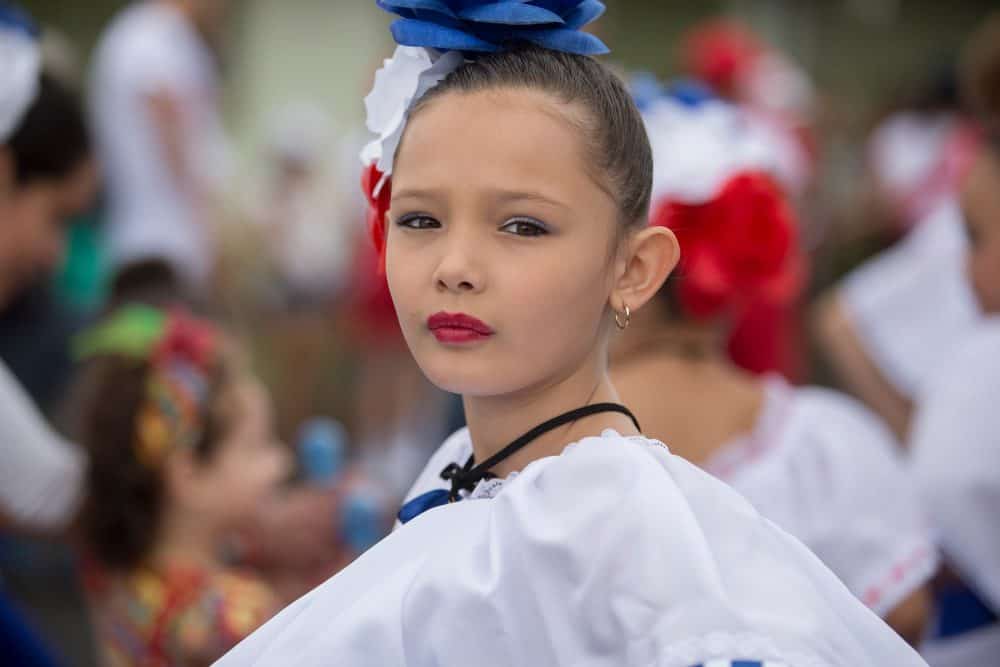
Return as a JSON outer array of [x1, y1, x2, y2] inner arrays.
[[427, 312, 495, 344]]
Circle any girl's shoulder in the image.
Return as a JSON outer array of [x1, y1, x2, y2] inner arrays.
[[96, 564, 276, 666], [168, 568, 277, 663]]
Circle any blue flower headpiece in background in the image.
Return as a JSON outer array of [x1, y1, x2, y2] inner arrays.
[[0, 2, 41, 142], [377, 0, 608, 55]]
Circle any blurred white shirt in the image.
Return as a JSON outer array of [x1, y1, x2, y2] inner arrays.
[[91, 1, 228, 286], [841, 198, 981, 398], [0, 360, 84, 530], [911, 318, 1000, 665]]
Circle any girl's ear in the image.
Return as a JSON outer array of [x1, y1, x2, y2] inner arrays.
[[162, 447, 204, 506], [610, 225, 679, 316]]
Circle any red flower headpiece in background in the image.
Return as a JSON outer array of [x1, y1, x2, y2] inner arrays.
[[651, 172, 803, 321], [362, 163, 391, 275]]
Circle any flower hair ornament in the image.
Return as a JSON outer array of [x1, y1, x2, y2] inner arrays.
[[0, 3, 40, 143], [360, 0, 608, 271], [75, 306, 223, 468], [642, 87, 803, 320]]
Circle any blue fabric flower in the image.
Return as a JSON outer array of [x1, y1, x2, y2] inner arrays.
[[376, 0, 608, 55]]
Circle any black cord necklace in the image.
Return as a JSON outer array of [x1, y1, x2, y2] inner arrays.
[[443, 402, 641, 501], [398, 403, 641, 524]]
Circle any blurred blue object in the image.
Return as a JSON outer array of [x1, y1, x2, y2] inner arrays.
[[341, 487, 386, 554], [296, 418, 388, 553], [0, 589, 64, 667], [665, 78, 717, 108], [629, 71, 666, 111], [297, 417, 348, 484]]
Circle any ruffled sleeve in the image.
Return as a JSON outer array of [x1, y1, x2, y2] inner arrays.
[[220, 432, 926, 666]]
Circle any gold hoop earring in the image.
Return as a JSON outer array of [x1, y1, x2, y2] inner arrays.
[[615, 304, 631, 331]]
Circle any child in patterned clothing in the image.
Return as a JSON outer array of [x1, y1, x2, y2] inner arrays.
[[73, 306, 290, 666]]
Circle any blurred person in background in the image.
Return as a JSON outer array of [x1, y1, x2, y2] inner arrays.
[[909, 14, 1000, 665], [611, 91, 936, 645], [0, 3, 96, 540], [90, 0, 231, 307], [257, 101, 353, 308], [73, 306, 288, 666], [814, 59, 983, 442], [0, 5, 98, 665]]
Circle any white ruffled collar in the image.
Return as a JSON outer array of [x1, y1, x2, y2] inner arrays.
[[464, 429, 667, 501]]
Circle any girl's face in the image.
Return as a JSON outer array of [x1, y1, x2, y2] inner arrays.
[[193, 378, 291, 528], [961, 150, 1000, 314], [0, 157, 97, 307], [387, 89, 623, 397]]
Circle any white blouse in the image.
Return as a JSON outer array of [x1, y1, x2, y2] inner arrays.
[[910, 318, 1000, 666], [220, 430, 926, 666], [703, 377, 937, 618], [840, 198, 980, 398]]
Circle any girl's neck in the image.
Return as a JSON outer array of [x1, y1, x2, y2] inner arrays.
[[150, 508, 223, 573], [611, 317, 766, 467], [612, 309, 726, 366], [463, 348, 638, 478]]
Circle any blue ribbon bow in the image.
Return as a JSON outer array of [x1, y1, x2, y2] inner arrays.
[[398, 488, 453, 524], [376, 0, 609, 55]]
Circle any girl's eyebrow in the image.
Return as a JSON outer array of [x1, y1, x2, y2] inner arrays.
[[392, 186, 570, 211]]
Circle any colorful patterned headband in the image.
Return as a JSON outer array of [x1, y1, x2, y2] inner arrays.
[[360, 0, 608, 269], [75, 306, 222, 468], [0, 3, 40, 143]]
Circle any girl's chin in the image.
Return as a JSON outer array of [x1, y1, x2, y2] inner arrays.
[[419, 362, 524, 399]]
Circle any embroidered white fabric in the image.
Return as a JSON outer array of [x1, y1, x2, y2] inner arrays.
[[703, 377, 938, 618], [219, 430, 927, 665]]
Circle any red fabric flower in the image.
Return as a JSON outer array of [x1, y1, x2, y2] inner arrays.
[[361, 163, 391, 275], [679, 20, 763, 96], [153, 309, 219, 370], [651, 172, 801, 320]]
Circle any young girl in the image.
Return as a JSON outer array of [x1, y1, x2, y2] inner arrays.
[[221, 2, 926, 664], [75, 305, 290, 666], [609, 92, 936, 645]]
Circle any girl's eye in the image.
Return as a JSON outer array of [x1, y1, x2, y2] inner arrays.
[[396, 214, 441, 230], [499, 218, 549, 237]]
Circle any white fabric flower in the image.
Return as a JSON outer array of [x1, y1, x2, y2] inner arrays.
[[644, 96, 790, 205], [0, 25, 40, 142], [360, 45, 464, 191]]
